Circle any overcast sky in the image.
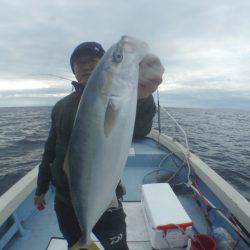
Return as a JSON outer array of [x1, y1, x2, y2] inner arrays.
[[0, 0, 250, 109]]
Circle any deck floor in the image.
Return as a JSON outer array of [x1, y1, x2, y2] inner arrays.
[[4, 193, 152, 250], [4, 139, 209, 250], [5, 193, 207, 250]]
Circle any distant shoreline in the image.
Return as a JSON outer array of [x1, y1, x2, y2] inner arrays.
[[0, 105, 249, 112], [0, 105, 53, 108]]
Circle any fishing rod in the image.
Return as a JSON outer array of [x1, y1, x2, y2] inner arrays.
[[157, 88, 162, 134], [25, 73, 73, 82], [154, 89, 249, 246]]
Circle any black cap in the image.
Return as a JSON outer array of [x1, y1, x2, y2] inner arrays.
[[70, 42, 105, 73]]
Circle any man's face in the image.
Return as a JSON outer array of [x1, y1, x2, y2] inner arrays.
[[73, 55, 100, 85]]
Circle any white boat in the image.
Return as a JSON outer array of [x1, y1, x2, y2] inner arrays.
[[1, 121, 250, 249]]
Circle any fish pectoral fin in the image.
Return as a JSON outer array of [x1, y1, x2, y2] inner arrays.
[[63, 150, 70, 179], [104, 99, 120, 137]]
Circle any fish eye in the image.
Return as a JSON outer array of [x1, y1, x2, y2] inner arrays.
[[113, 50, 123, 63]]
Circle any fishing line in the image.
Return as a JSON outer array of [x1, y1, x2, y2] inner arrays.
[[25, 73, 74, 82], [155, 81, 245, 248], [22, 73, 75, 92]]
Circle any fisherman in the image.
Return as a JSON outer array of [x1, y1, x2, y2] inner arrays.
[[34, 41, 164, 250]]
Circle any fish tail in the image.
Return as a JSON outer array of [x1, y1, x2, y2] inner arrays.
[[69, 237, 99, 250]]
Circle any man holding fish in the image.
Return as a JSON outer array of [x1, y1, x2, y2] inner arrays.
[[34, 36, 164, 250]]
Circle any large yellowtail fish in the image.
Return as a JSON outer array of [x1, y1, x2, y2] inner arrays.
[[64, 35, 149, 248]]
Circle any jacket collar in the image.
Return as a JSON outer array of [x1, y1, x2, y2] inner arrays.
[[71, 81, 85, 93]]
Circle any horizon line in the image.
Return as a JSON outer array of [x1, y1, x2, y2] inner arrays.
[[0, 105, 249, 112]]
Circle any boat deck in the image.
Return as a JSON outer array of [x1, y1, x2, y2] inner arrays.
[[4, 192, 209, 250], [5, 191, 152, 250], [3, 138, 208, 250], [2, 136, 249, 249]]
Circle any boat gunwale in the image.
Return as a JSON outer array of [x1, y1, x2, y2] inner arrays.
[[0, 167, 38, 226], [0, 130, 249, 234], [148, 129, 250, 233]]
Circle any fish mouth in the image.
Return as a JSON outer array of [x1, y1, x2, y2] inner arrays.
[[120, 36, 149, 54]]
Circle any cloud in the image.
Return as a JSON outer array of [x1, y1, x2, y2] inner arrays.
[[0, 0, 250, 108], [156, 89, 250, 110], [0, 87, 71, 107], [0, 80, 51, 91]]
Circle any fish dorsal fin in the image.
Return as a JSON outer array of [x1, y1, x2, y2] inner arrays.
[[104, 99, 120, 137]]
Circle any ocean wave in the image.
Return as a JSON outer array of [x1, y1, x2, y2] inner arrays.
[[0, 106, 250, 200]]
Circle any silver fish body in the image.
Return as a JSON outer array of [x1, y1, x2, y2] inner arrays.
[[65, 36, 148, 247]]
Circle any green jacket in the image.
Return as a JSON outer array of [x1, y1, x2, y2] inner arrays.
[[36, 81, 156, 205]]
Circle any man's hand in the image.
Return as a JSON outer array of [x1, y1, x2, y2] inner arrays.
[[138, 54, 165, 99], [34, 194, 46, 211]]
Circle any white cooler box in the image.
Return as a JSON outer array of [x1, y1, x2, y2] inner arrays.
[[141, 183, 193, 249]]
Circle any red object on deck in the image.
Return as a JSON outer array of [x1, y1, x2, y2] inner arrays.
[[157, 222, 193, 231], [191, 234, 216, 250]]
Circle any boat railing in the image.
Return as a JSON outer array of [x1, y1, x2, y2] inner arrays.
[[160, 107, 191, 157], [154, 106, 192, 181], [0, 167, 39, 249]]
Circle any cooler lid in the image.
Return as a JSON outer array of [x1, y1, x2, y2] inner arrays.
[[142, 183, 192, 230]]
